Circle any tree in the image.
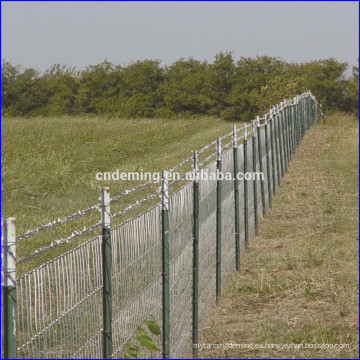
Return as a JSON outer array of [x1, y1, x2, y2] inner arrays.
[[344, 62, 359, 116], [292, 58, 348, 113], [206, 51, 236, 117], [119, 60, 164, 118], [74, 60, 121, 114], [1, 60, 21, 114], [159, 58, 211, 117]]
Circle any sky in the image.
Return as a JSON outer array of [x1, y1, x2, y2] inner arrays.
[[1, 1, 359, 73]]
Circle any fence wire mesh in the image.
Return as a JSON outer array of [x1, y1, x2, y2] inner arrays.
[[16, 235, 103, 358], [111, 204, 162, 358]]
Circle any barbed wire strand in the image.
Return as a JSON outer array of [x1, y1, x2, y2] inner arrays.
[[16, 203, 101, 241], [17, 221, 102, 264]]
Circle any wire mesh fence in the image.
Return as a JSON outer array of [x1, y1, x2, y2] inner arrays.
[[1, 91, 318, 359]]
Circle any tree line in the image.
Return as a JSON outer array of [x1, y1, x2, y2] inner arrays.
[[1, 53, 358, 120]]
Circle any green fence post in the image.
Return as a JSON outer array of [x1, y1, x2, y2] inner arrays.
[[101, 187, 112, 359], [264, 115, 272, 209], [2, 217, 16, 359], [257, 116, 266, 217], [307, 95, 310, 129], [216, 138, 222, 300], [301, 97, 305, 139], [277, 104, 285, 178], [282, 100, 289, 166], [296, 96, 300, 148], [305, 95, 308, 130], [311, 96, 315, 125], [285, 100, 291, 163], [251, 121, 259, 235], [232, 126, 241, 266], [305, 96, 309, 130], [269, 109, 277, 196], [243, 124, 249, 248], [161, 172, 170, 359], [293, 97, 297, 148], [192, 155, 199, 358], [274, 108, 281, 186], [291, 99, 296, 154], [280, 102, 288, 173]]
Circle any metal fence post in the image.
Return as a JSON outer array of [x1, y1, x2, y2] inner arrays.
[[257, 117, 266, 217], [274, 107, 281, 186], [301, 97, 305, 139], [243, 124, 249, 249], [192, 154, 199, 358], [252, 121, 259, 235], [101, 187, 112, 359], [264, 115, 272, 209], [232, 126, 241, 267], [2, 217, 16, 359], [216, 138, 222, 300], [292, 98, 296, 153], [280, 103, 288, 173], [269, 109, 277, 196], [161, 173, 170, 359], [295, 96, 300, 148], [285, 100, 291, 163], [289, 100, 294, 156], [277, 104, 284, 179]]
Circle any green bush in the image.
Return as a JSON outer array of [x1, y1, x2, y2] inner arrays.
[[2, 55, 358, 119]]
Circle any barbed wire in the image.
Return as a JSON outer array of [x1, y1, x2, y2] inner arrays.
[[16, 203, 101, 241], [198, 139, 217, 154], [110, 180, 153, 203], [199, 152, 216, 168], [17, 221, 102, 263], [110, 190, 160, 219], [168, 155, 193, 173]]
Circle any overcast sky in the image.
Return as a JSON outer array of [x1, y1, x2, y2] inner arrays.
[[1, 1, 358, 73]]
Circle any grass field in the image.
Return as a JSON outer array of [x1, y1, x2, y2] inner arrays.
[[2, 115, 237, 270], [195, 113, 359, 358]]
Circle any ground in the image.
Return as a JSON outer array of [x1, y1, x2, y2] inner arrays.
[[196, 113, 359, 359]]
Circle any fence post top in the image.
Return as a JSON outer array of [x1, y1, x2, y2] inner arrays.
[[192, 151, 199, 182], [232, 125, 237, 148], [251, 120, 256, 136], [243, 123, 247, 140], [256, 116, 260, 127], [264, 114, 268, 125], [161, 171, 169, 210], [101, 187, 110, 228], [216, 138, 222, 161]]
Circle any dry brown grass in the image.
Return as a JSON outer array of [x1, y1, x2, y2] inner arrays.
[[196, 113, 359, 359]]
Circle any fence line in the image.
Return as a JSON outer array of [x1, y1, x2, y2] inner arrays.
[[2, 91, 318, 358]]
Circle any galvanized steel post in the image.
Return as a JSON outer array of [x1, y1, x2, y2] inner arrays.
[[257, 117, 266, 217], [264, 115, 272, 209], [274, 107, 281, 186], [2, 217, 16, 359], [192, 155, 199, 358], [252, 120, 259, 235], [232, 126, 241, 267], [161, 172, 170, 358], [277, 104, 284, 178], [280, 103, 288, 173], [243, 124, 249, 249], [216, 139, 222, 300], [101, 187, 112, 359], [269, 109, 277, 196]]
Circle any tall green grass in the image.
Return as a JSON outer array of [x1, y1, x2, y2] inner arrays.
[[2, 115, 237, 272]]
